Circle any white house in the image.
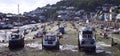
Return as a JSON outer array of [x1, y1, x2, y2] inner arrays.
[[116, 14, 120, 20]]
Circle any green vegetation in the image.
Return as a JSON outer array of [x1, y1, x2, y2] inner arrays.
[[114, 9, 120, 13], [95, 28, 111, 44], [96, 33, 111, 44], [56, 0, 120, 11], [42, 0, 120, 18]]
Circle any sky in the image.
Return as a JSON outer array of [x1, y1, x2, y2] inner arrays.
[[0, 0, 61, 14]]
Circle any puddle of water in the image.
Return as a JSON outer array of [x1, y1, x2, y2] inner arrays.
[[96, 49, 112, 54], [0, 43, 8, 47], [26, 42, 78, 52], [0, 30, 12, 42], [97, 42, 111, 47], [60, 45, 78, 52], [26, 42, 42, 50], [106, 51, 112, 54], [26, 41, 112, 54], [0, 43, 8, 50], [96, 42, 112, 54], [96, 49, 105, 53]]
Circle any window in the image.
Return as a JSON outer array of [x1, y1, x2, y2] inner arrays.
[[82, 31, 93, 38], [45, 36, 56, 41]]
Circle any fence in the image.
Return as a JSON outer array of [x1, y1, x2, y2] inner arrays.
[[91, 20, 120, 28]]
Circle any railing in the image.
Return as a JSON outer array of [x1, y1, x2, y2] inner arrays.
[[91, 20, 120, 28]]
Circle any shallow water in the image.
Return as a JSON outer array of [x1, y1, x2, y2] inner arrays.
[[96, 42, 112, 54], [26, 41, 112, 54], [26, 42, 78, 51], [60, 45, 78, 52], [0, 30, 12, 42], [97, 42, 111, 47], [0, 43, 8, 51], [26, 42, 42, 50], [96, 49, 112, 54]]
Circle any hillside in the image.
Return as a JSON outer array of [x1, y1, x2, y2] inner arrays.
[[56, 0, 120, 11], [24, 0, 120, 19]]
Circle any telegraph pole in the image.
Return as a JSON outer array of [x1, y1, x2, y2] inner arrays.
[[18, 4, 20, 14], [18, 4, 20, 32], [109, 7, 112, 21]]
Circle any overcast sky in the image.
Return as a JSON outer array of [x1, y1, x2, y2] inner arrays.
[[0, 0, 61, 14]]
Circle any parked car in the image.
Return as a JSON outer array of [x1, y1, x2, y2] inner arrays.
[[29, 21, 36, 24], [9, 33, 24, 50], [34, 31, 44, 38], [112, 29, 120, 34], [103, 27, 110, 31], [91, 27, 96, 32], [11, 29, 25, 36], [78, 27, 96, 52], [13, 22, 23, 26], [59, 27, 65, 34], [57, 32, 63, 39], [42, 29, 47, 35], [0, 23, 13, 29], [109, 27, 114, 29], [57, 22, 61, 26], [99, 25, 105, 29], [100, 32, 110, 39], [33, 25, 39, 31], [42, 33, 59, 50]]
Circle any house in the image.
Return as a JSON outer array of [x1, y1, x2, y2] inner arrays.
[[97, 4, 116, 21], [116, 14, 120, 22], [102, 4, 112, 13]]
